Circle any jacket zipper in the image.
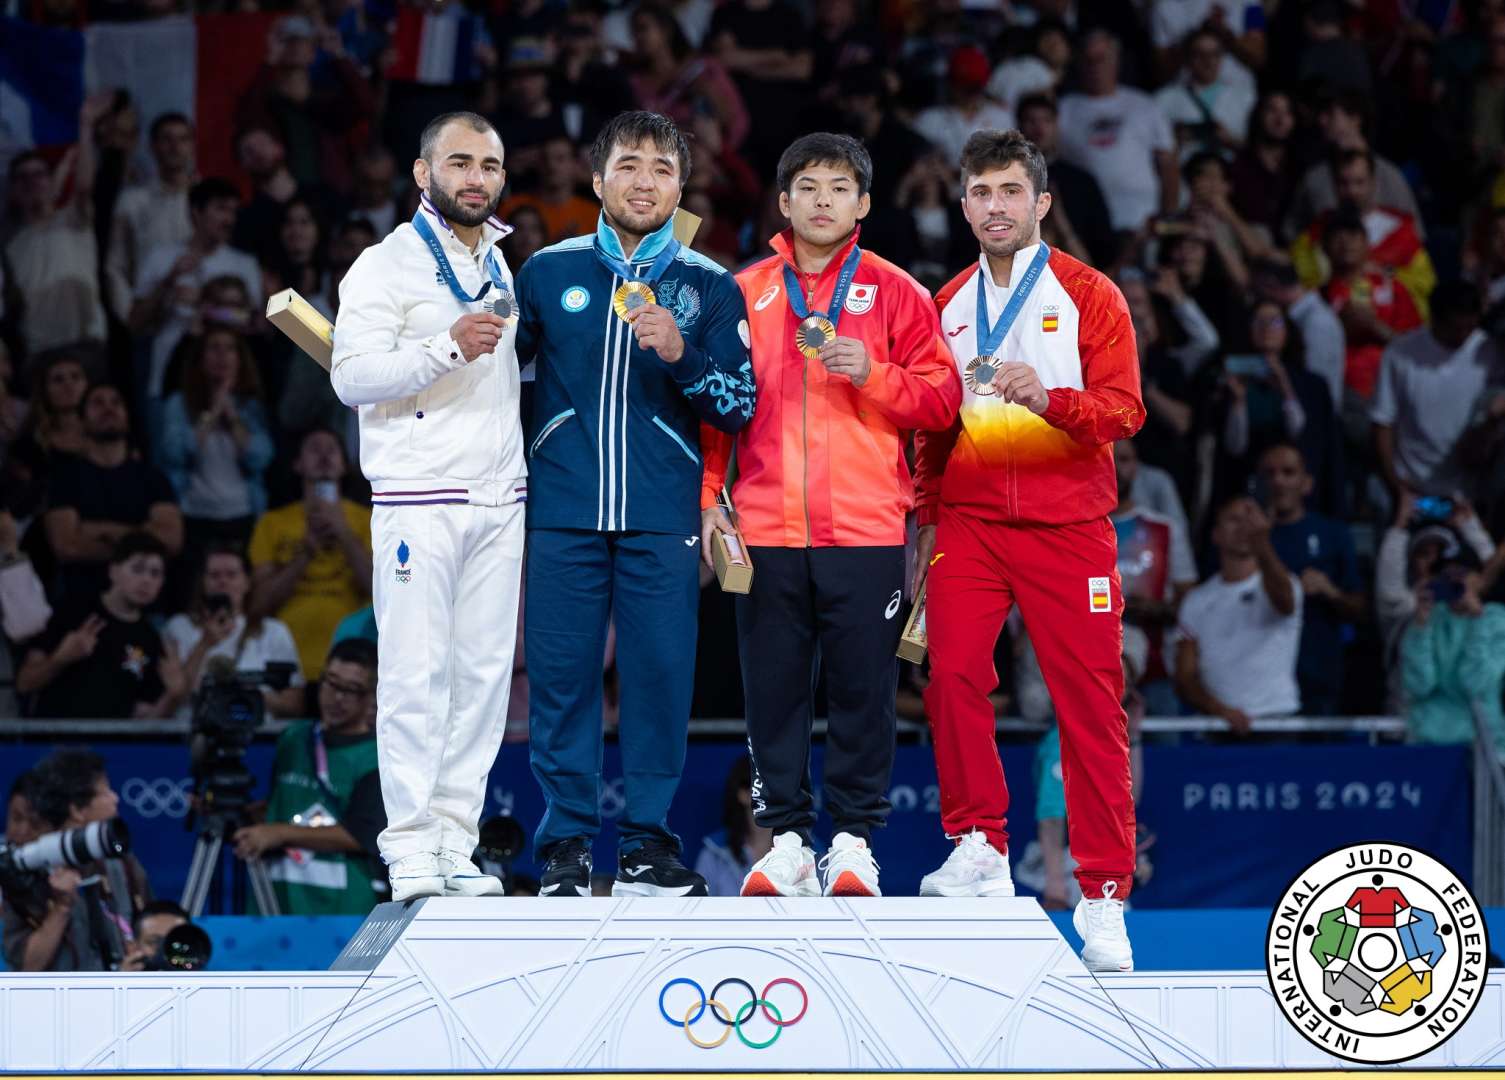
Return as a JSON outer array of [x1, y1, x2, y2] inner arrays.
[[801, 271, 817, 547]]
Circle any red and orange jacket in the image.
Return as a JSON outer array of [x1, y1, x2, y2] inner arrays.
[[700, 229, 960, 547], [914, 244, 1144, 527]]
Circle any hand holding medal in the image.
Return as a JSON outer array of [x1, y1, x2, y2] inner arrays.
[[448, 312, 507, 362], [624, 299, 686, 363], [816, 335, 872, 388], [989, 360, 1048, 414]]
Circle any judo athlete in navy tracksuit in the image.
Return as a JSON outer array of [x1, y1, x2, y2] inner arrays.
[[513, 112, 755, 897]]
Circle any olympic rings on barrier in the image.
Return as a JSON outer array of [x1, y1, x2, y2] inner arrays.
[[658, 977, 808, 1049], [120, 777, 192, 819]]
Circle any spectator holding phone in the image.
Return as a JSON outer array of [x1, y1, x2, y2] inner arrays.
[[1376, 493, 1497, 710], [156, 327, 275, 554], [163, 544, 304, 720], [1400, 546, 1505, 747]]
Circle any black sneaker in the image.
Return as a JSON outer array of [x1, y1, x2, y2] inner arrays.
[[613, 838, 708, 897], [539, 837, 592, 897]]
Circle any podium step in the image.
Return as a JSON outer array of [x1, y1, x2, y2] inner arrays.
[[0, 897, 1501, 1071]]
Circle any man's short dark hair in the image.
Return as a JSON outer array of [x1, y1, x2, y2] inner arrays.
[[1326, 200, 1366, 237], [31, 750, 107, 828], [1015, 92, 1057, 121], [298, 425, 347, 460], [776, 133, 873, 197], [189, 177, 240, 213], [133, 899, 189, 935], [149, 112, 192, 142], [327, 637, 378, 675], [589, 111, 691, 187], [1432, 278, 1482, 324], [959, 129, 1048, 199], [1183, 150, 1227, 184], [8, 770, 39, 809], [1257, 439, 1308, 470], [1330, 147, 1375, 176], [110, 531, 168, 567], [419, 111, 498, 164]]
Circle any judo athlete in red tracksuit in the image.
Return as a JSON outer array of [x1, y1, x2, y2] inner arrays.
[[912, 131, 1144, 971]]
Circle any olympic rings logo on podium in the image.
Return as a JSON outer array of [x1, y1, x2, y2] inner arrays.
[[658, 977, 809, 1049]]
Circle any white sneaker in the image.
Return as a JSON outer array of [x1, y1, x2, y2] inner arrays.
[[438, 849, 505, 897], [741, 832, 819, 897], [918, 831, 1015, 897], [1073, 880, 1134, 972], [819, 832, 881, 897], [389, 852, 445, 903]]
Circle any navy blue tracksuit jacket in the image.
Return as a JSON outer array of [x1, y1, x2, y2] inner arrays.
[[514, 211, 755, 857]]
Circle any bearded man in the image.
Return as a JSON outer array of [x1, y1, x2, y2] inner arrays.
[[331, 111, 524, 902]]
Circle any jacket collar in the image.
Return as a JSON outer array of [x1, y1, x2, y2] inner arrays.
[[418, 192, 512, 255], [770, 225, 862, 279], [596, 210, 677, 265], [978, 241, 1042, 293]]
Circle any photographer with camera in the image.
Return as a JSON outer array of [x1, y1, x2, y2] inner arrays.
[[1, 751, 148, 972], [16, 533, 185, 720], [231, 638, 389, 915], [164, 543, 304, 721], [119, 900, 211, 972]]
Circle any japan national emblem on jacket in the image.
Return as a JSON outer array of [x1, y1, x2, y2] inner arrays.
[[655, 280, 701, 330]]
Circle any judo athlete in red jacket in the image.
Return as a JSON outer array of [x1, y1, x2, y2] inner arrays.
[[912, 130, 1145, 971]]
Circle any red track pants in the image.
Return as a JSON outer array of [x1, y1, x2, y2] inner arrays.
[[922, 507, 1136, 899]]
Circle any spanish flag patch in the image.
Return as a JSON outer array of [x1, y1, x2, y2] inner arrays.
[[1041, 309, 1060, 333]]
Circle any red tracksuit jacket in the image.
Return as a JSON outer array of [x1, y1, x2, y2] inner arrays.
[[914, 245, 1145, 526]]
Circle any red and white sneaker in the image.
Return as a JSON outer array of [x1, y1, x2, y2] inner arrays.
[[741, 832, 820, 897], [820, 832, 881, 897]]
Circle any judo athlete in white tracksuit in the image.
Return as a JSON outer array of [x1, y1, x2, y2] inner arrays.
[[331, 180, 525, 901]]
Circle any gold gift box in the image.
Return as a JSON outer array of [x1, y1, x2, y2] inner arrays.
[[712, 527, 753, 595], [897, 582, 928, 664], [265, 289, 333, 372]]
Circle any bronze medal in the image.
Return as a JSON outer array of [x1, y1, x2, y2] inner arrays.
[[964, 356, 999, 397], [612, 280, 656, 319], [795, 315, 836, 360]]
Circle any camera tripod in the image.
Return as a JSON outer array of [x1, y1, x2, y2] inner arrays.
[[181, 811, 280, 918]]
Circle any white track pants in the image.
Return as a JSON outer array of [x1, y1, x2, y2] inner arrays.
[[371, 501, 524, 862]]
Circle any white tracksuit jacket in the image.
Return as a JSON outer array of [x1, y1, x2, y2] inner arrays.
[[330, 199, 525, 865], [331, 202, 526, 508]]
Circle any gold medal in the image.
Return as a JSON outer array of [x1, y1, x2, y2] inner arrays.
[[964, 356, 999, 396], [795, 315, 836, 359], [612, 280, 656, 319]]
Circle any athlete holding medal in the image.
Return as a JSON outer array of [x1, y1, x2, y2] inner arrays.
[[700, 134, 959, 897], [513, 112, 755, 898], [912, 131, 1144, 968], [330, 112, 524, 902]]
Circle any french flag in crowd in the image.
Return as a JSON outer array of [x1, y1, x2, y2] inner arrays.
[[385, 5, 488, 85], [0, 15, 195, 150]]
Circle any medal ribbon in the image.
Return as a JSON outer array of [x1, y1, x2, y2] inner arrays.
[[595, 232, 681, 288], [783, 242, 863, 333], [413, 203, 508, 305], [975, 242, 1051, 359]]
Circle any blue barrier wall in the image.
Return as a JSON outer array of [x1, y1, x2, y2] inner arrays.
[[0, 739, 1470, 909]]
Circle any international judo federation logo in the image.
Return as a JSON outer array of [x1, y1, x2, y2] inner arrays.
[[395, 540, 412, 584], [1266, 842, 1489, 1063]]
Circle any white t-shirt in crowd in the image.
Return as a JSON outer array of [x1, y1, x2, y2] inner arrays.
[[1177, 568, 1303, 717], [136, 242, 263, 396], [162, 613, 304, 721], [1370, 327, 1503, 496], [1153, 78, 1256, 155], [914, 102, 1017, 167], [986, 56, 1056, 109], [1058, 88, 1175, 231]]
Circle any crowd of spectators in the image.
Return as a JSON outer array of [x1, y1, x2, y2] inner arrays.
[[2, 1, 1505, 756]]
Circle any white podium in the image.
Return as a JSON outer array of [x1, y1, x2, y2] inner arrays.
[[2, 897, 1503, 1071]]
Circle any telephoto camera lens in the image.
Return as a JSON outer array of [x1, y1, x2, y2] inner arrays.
[[8, 818, 129, 872]]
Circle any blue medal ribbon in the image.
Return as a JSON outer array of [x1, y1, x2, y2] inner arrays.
[[974, 242, 1051, 359], [783, 242, 863, 332], [413, 207, 508, 305], [594, 232, 681, 288]]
